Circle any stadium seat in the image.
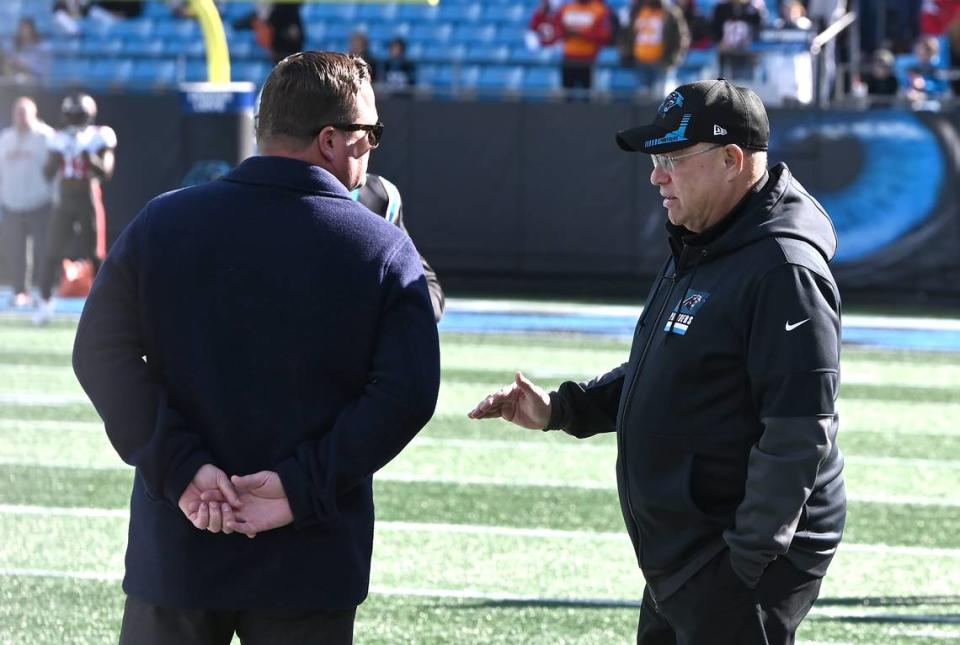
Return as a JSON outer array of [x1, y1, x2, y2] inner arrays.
[[48, 58, 96, 85], [109, 18, 153, 39], [482, 5, 526, 24], [439, 4, 481, 22], [610, 68, 639, 92], [421, 43, 466, 62], [495, 25, 527, 46], [232, 61, 271, 84], [464, 44, 510, 64], [355, 3, 397, 23], [130, 58, 177, 86], [89, 59, 133, 85], [417, 63, 455, 89], [49, 38, 83, 57], [597, 47, 620, 65], [452, 24, 496, 45], [144, 1, 174, 19], [301, 2, 357, 22], [521, 66, 560, 92], [409, 23, 452, 44], [396, 4, 440, 23], [154, 19, 199, 41], [476, 65, 523, 92], [80, 36, 123, 57], [457, 65, 482, 89], [122, 37, 163, 57]]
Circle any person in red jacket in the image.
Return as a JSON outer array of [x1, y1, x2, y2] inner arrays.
[[557, 0, 613, 94]]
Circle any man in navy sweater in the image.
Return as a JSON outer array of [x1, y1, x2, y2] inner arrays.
[[73, 51, 440, 644]]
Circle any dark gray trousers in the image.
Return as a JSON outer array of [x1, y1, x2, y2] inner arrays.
[[1, 203, 50, 294], [637, 551, 823, 645]]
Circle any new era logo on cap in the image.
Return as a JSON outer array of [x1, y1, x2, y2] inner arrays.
[[615, 79, 770, 155]]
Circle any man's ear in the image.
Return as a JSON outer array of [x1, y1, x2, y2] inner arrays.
[[724, 144, 745, 177], [316, 127, 336, 163]]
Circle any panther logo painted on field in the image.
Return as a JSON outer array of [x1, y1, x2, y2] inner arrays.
[[658, 91, 685, 118], [680, 294, 703, 310]]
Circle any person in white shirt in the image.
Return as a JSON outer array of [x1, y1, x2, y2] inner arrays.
[[0, 97, 54, 307]]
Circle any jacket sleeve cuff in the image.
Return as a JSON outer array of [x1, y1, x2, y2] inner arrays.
[[162, 450, 213, 508], [277, 456, 323, 529], [726, 545, 767, 589], [545, 391, 568, 431]]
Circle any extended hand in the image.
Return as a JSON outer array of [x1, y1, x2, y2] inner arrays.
[[467, 371, 552, 429], [221, 471, 294, 539], [178, 464, 242, 533]]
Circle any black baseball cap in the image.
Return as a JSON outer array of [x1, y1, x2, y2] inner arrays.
[[616, 79, 769, 154]]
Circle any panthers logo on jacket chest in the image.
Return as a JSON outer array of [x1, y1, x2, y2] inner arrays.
[[664, 289, 711, 336]]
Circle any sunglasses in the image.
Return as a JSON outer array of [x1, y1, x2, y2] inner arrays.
[[317, 122, 384, 148], [650, 145, 723, 172]]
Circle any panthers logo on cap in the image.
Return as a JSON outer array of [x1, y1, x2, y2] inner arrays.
[[658, 91, 685, 118]]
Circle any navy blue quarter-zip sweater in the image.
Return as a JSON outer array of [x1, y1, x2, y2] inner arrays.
[[73, 156, 440, 610], [548, 163, 846, 600]]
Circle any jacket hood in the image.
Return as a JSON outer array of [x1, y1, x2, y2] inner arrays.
[[671, 163, 838, 270]]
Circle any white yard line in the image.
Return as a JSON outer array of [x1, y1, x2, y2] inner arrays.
[[2, 504, 959, 560], [0, 566, 957, 639]]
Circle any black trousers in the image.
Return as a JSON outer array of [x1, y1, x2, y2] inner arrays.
[[1, 203, 50, 294], [561, 62, 593, 90], [40, 196, 98, 299], [637, 551, 822, 645], [119, 594, 356, 645]]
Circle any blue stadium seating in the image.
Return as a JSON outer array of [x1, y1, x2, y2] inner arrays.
[[465, 44, 510, 64], [521, 66, 560, 93], [451, 25, 496, 45], [21, 0, 812, 97], [476, 65, 523, 92]]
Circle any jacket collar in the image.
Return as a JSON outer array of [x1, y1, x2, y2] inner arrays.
[[223, 155, 352, 198]]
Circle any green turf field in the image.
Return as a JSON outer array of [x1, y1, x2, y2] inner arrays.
[[1, 319, 959, 644]]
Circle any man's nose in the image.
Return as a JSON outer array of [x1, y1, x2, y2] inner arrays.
[[650, 165, 670, 186]]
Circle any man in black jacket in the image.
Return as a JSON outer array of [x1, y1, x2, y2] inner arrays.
[[73, 51, 440, 644], [352, 172, 445, 321], [469, 79, 845, 645]]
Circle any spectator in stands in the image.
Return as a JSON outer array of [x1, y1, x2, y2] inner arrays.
[[920, 0, 960, 94], [348, 31, 378, 80], [93, 1, 144, 19], [805, 0, 845, 31], [905, 34, 951, 102], [0, 97, 55, 308], [558, 0, 614, 95], [380, 38, 416, 93], [860, 48, 900, 99], [2, 18, 51, 80], [675, 0, 713, 49], [711, 0, 766, 80], [234, 2, 305, 65], [52, 0, 86, 36], [527, 0, 563, 50], [775, 1, 813, 31], [619, 0, 689, 97]]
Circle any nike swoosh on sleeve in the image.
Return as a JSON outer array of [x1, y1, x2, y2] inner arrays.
[[784, 318, 811, 332]]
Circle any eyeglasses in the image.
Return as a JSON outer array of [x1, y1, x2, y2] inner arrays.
[[316, 122, 384, 148], [651, 145, 723, 172]]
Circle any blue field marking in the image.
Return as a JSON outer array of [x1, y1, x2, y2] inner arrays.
[[2, 289, 959, 353], [438, 310, 960, 353]]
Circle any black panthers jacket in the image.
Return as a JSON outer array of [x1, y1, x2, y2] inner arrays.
[[548, 163, 846, 600]]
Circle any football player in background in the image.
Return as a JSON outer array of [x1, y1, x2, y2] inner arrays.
[[36, 92, 116, 324]]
